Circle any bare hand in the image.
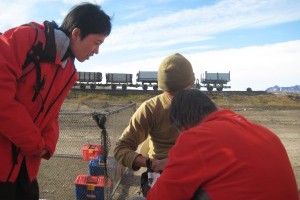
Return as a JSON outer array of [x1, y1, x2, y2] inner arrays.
[[40, 149, 50, 159], [151, 158, 168, 173]]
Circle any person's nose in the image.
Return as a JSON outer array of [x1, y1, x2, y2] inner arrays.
[[94, 46, 99, 54]]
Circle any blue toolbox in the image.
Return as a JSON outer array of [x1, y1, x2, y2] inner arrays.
[[74, 175, 112, 200], [89, 155, 106, 176]]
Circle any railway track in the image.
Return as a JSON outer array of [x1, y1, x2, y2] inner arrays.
[[71, 88, 268, 96]]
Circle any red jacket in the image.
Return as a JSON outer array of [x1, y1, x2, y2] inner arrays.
[[0, 22, 78, 182], [147, 109, 299, 200]]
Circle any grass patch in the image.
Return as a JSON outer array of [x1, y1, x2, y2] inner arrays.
[[66, 90, 300, 110]]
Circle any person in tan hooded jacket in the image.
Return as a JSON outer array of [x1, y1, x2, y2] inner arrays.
[[113, 53, 195, 174]]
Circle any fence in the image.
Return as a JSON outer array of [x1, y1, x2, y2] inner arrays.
[[38, 102, 136, 200]]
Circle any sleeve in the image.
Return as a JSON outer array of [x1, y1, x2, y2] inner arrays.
[[41, 114, 59, 159], [113, 101, 153, 170], [0, 25, 45, 156], [147, 132, 206, 200]]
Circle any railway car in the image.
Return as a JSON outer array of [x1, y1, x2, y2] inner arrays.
[[106, 73, 133, 90], [136, 71, 158, 91], [75, 70, 231, 91], [199, 71, 231, 91], [77, 71, 102, 90]]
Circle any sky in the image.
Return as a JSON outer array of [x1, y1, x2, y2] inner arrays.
[[0, 0, 299, 91]]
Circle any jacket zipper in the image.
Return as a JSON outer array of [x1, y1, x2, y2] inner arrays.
[[33, 66, 60, 122], [44, 69, 76, 117]]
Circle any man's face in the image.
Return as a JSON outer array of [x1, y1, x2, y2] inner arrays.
[[70, 28, 107, 62]]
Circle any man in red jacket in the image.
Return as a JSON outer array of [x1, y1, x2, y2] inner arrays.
[[147, 90, 299, 200], [0, 3, 111, 200]]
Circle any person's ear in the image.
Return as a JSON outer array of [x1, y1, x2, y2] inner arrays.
[[71, 28, 81, 40]]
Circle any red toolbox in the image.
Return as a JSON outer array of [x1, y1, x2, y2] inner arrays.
[[82, 145, 104, 161], [74, 175, 112, 200]]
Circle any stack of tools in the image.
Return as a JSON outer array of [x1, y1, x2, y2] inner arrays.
[[74, 114, 112, 200]]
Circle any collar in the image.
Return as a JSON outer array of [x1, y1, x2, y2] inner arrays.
[[54, 29, 70, 68]]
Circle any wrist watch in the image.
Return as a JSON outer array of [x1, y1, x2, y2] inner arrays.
[[146, 158, 152, 170]]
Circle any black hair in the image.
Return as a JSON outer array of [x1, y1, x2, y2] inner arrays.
[[60, 2, 111, 39], [169, 89, 217, 130]]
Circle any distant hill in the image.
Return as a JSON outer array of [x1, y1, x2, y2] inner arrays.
[[266, 85, 300, 92]]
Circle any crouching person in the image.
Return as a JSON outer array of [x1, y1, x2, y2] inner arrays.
[[147, 89, 299, 200], [114, 53, 195, 198]]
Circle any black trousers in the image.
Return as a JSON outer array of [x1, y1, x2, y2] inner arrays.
[[0, 160, 39, 200]]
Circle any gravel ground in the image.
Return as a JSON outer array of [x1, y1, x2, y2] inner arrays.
[[38, 95, 300, 199]]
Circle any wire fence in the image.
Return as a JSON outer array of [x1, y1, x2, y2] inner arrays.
[[38, 102, 136, 200]]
